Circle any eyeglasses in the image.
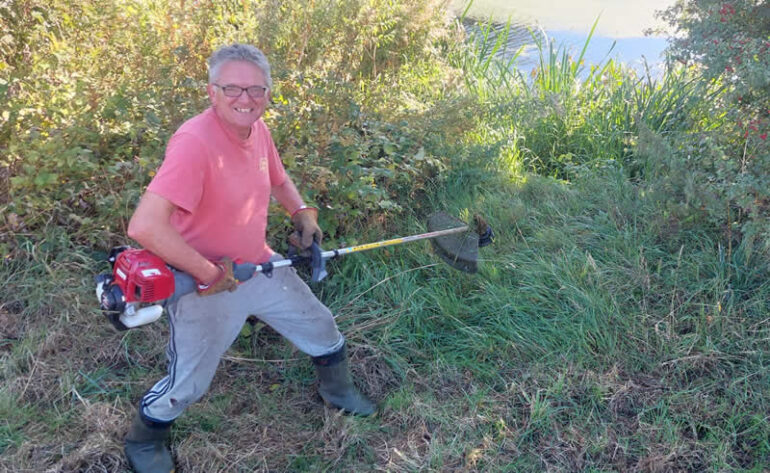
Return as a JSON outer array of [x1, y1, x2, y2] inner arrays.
[[212, 84, 269, 99]]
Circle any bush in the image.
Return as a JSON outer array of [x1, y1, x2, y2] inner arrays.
[[0, 0, 462, 254], [655, 0, 770, 255], [657, 0, 770, 107]]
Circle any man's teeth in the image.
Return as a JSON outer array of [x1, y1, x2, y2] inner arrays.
[[235, 108, 252, 113]]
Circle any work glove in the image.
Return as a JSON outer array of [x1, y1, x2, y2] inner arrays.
[[290, 206, 323, 250], [196, 258, 238, 296]]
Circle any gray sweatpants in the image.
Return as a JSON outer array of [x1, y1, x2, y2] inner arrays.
[[141, 258, 344, 422]]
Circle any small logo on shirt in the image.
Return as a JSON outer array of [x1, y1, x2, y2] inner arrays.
[[258, 156, 268, 172]]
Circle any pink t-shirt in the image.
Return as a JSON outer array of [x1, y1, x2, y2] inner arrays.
[[147, 107, 287, 264]]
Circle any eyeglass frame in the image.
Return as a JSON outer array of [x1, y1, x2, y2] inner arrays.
[[212, 83, 269, 99]]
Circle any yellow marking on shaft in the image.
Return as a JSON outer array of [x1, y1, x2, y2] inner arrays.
[[337, 225, 468, 256], [347, 239, 405, 252]]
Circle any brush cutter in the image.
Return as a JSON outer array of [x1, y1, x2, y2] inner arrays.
[[95, 212, 493, 331]]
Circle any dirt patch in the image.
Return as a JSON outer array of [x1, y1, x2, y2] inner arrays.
[[609, 374, 665, 432], [633, 444, 708, 473], [348, 343, 401, 401], [42, 403, 126, 473]]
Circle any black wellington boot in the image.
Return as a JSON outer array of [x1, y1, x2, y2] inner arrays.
[[312, 343, 376, 416], [124, 410, 175, 473]]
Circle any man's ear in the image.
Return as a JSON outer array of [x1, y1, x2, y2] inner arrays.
[[206, 84, 216, 103]]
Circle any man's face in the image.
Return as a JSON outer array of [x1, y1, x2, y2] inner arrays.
[[207, 60, 269, 139]]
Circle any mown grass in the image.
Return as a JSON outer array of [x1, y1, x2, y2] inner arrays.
[[2, 6, 769, 473]]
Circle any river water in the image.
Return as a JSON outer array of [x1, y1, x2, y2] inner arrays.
[[453, 0, 675, 78]]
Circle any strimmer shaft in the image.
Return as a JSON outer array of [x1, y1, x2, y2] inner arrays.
[[253, 225, 469, 273]]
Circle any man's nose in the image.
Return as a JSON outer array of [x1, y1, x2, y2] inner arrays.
[[236, 92, 253, 103]]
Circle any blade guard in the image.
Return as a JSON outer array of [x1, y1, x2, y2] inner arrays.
[[427, 212, 493, 273]]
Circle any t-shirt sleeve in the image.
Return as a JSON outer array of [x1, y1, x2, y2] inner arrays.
[[261, 122, 287, 186], [147, 132, 207, 213]]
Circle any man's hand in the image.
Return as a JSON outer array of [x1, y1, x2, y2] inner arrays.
[[290, 207, 322, 249], [197, 258, 238, 296]]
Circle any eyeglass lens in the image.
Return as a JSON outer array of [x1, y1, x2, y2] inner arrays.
[[219, 85, 267, 98]]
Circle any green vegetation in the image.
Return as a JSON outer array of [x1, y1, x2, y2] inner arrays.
[[654, 0, 770, 260], [1, 0, 768, 471]]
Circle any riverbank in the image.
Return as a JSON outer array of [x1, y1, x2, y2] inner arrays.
[[2, 1, 768, 471]]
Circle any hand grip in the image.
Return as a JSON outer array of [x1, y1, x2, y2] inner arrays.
[[172, 261, 258, 301], [310, 239, 327, 282]]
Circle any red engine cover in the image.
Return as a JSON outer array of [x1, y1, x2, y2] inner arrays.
[[113, 249, 175, 303]]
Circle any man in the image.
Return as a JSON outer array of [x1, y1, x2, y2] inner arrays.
[[124, 43, 375, 473]]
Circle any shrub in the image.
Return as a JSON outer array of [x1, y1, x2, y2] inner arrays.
[[655, 0, 770, 255], [657, 0, 770, 108], [0, 0, 462, 254]]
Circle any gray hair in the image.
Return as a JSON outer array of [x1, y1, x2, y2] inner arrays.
[[207, 44, 272, 88]]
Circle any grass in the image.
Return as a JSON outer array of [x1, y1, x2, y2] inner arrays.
[[2, 10, 769, 473], [3, 162, 767, 471]]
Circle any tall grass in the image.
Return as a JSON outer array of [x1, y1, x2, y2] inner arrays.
[[453, 15, 527, 100], [528, 16, 603, 96], [454, 13, 720, 180], [442, 13, 769, 470]]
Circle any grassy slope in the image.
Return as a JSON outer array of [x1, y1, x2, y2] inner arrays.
[[2, 160, 768, 472], [1, 4, 769, 471]]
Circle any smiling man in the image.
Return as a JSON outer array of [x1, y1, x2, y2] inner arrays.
[[123, 44, 375, 473]]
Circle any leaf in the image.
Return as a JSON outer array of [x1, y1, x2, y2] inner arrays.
[[33, 173, 58, 187]]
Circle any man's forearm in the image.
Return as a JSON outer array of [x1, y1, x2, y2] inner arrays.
[[128, 192, 221, 284], [271, 177, 306, 214]]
